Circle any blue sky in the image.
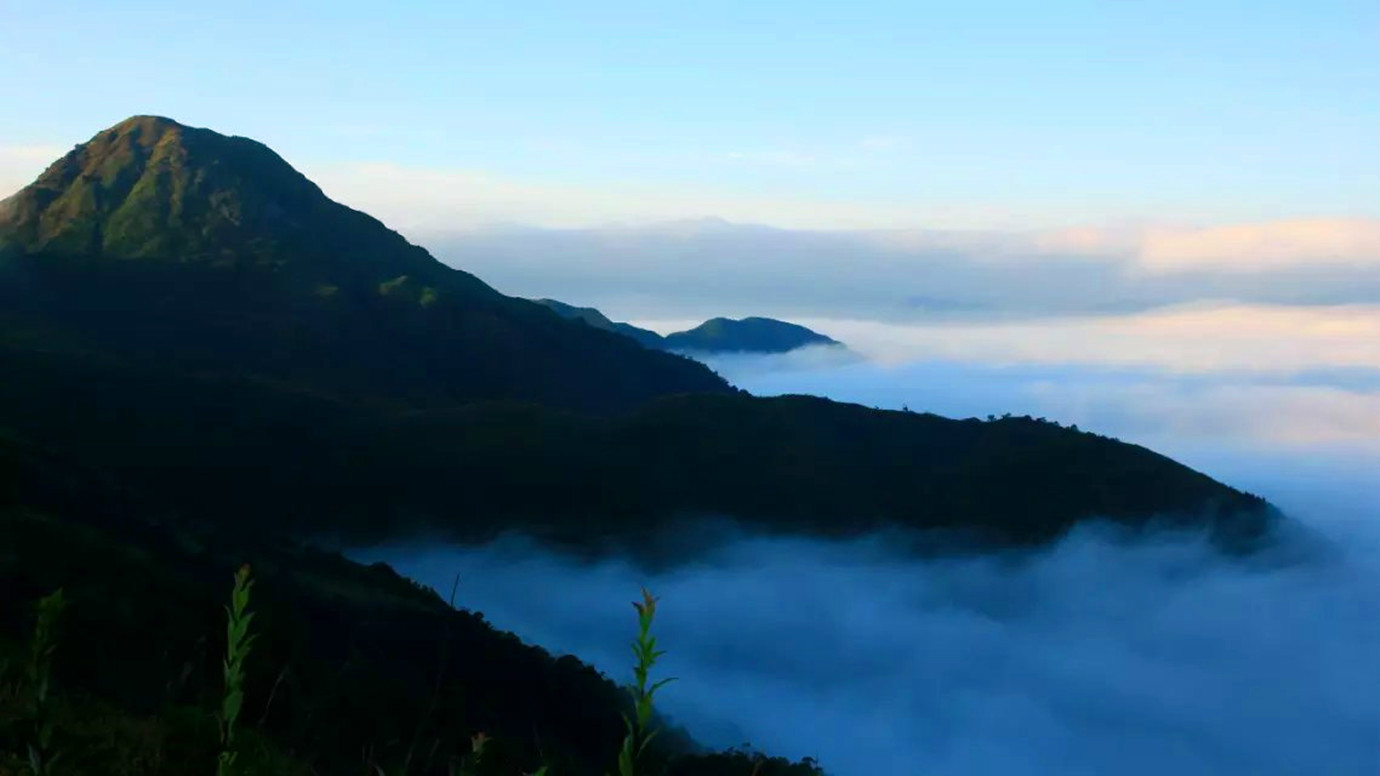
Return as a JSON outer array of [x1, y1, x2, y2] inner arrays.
[[2, 0, 1377, 229]]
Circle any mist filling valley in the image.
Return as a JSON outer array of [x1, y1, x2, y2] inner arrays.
[[357, 351, 1380, 776]]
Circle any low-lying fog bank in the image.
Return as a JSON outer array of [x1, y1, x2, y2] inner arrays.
[[359, 495, 1378, 776], [357, 353, 1379, 775]]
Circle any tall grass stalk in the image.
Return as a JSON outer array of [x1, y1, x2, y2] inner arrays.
[[613, 588, 674, 776], [22, 588, 67, 776], [218, 565, 257, 776]]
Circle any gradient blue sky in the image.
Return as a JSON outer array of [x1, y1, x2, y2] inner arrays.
[[1, 0, 1377, 229]]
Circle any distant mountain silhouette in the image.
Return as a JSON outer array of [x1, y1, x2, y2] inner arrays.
[[664, 316, 840, 353], [535, 298, 843, 354]]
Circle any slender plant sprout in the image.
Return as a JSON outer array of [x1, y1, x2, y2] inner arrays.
[[24, 588, 67, 776], [614, 588, 675, 776], [218, 565, 257, 776]]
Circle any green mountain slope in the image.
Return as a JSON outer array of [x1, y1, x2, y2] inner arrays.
[[535, 297, 669, 348], [0, 116, 731, 412]]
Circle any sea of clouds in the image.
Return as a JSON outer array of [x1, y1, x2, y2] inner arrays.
[[360, 328, 1380, 776], [299, 117, 1380, 776]]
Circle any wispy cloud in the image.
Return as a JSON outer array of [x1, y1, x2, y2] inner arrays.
[[424, 218, 1380, 322], [1137, 219, 1380, 273], [780, 304, 1380, 373]]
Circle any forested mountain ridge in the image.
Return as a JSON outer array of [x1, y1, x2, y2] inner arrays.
[[534, 298, 670, 349], [0, 115, 1275, 553], [0, 339, 1273, 553], [0, 115, 732, 413]]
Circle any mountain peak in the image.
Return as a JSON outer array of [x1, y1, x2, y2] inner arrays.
[[0, 115, 399, 272], [0, 117, 735, 411], [108, 114, 184, 133], [92, 114, 189, 144]]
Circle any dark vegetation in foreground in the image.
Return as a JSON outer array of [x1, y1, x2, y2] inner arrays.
[[0, 434, 822, 775]]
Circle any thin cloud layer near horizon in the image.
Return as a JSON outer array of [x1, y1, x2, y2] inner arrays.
[[2, 0, 1376, 232], [423, 220, 1380, 323]]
